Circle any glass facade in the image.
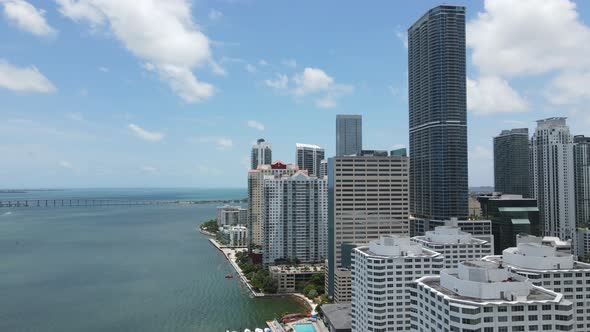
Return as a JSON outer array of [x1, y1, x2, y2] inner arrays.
[[493, 128, 530, 197]]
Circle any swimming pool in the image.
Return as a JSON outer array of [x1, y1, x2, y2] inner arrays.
[[293, 323, 316, 332]]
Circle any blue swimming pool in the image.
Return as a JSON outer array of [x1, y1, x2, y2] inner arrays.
[[293, 323, 316, 332]]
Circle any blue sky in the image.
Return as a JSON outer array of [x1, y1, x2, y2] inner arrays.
[[1, 0, 590, 188]]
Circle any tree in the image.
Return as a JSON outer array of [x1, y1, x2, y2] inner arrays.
[[307, 289, 318, 299]]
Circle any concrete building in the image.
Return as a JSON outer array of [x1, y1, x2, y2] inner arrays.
[[320, 304, 352, 332], [296, 143, 325, 177], [410, 217, 492, 241], [411, 222, 493, 269], [216, 205, 247, 226], [576, 227, 590, 260], [319, 159, 328, 179], [251, 138, 272, 170], [412, 261, 574, 332], [477, 193, 541, 254], [247, 161, 300, 247], [268, 264, 323, 293], [484, 236, 590, 330], [262, 171, 328, 266], [336, 114, 362, 156], [575, 135, 590, 226], [494, 128, 530, 197], [409, 5, 468, 221], [351, 235, 443, 332], [219, 225, 248, 247], [530, 117, 576, 240], [326, 154, 410, 301]]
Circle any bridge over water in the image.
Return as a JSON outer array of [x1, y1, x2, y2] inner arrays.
[[0, 198, 246, 208]]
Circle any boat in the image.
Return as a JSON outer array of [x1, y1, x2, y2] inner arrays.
[[224, 273, 233, 278]]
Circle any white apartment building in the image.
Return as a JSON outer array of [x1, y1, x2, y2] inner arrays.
[[530, 117, 576, 241], [351, 235, 443, 332], [412, 261, 574, 332], [484, 236, 590, 331], [220, 225, 248, 247], [247, 161, 300, 247], [262, 172, 328, 266], [296, 143, 325, 177], [410, 217, 493, 245], [411, 223, 493, 269], [216, 205, 247, 226]]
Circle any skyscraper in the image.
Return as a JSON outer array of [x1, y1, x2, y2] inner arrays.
[[530, 117, 576, 240], [408, 5, 468, 220], [251, 138, 272, 170], [494, 128, 530, 197], [336, 114, 362, 156], [296, 143, 325, 177], [574, 135, 590, 226]]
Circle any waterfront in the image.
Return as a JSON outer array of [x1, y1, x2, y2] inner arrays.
[[0, 189, 305, 332]]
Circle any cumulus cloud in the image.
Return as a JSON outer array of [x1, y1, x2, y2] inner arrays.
[[216, 137, 233, 150], [59, 160, 73, 169], [56, 0, 217, 103], [467, 76, 528, 114], [0, 59, 56, 93], [315, 96, 336, 109], [546, 70, 590, 105], [193, 136, 233, 150], [293, 67, 334, 97], [128, 123, 164, 142], [2, 0, 57, 37], [281, 59, 297, 68], [394, 28, 408, 49], [258, 59, 268, 66], [245, 63, 256, 73], [208, 9, 222, 20], [265, 73, 288, 89], [247, 120, 264, 131]]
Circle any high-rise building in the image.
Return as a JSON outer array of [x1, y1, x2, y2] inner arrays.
[[408, 5, 468, 221], [411, 222, 493, 269], [477, 193, 541, 254], [410, 217, 492, 243], [319, 159, 328, 179], [484, 236, 590, 330], [575, 135, 590, 226], [494, 128, 530, 197], [351, 235, 443, 332], [336, 114, 362, 156], [262, 172, 328, 266], [326, 154, 409, 301], [296, 143, 325, 177], [247, 161, 300, 247], [216, 205, 248, 226], [530, 117, 576, 240], [251, 138, 272, 170], [412, 261, 575, 332]]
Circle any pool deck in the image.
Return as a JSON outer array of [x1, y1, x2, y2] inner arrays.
[[286, 318, 328, 332]]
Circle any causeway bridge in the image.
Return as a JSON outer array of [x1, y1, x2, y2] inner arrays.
[[0, 198, 246, 208]]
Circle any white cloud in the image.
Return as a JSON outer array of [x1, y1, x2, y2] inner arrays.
[[394, 28, 408, 49], [293, 67, 334, 97], [547, 70, 590, 105], [245, 63, 256, 73], [59, 160, 73, 169], [98, 66, 109, 72], [265, 73, 288, 89], [247, 120, 264, 131], [193, 136, 233, 150], [467, 76, 528, 115], [208, 9, 222, 20], [128, 123, 164, 142], [315, 96, 336, 109], [470, 145, 493, 161], [216, 137, 233, 150], [141, 165, 158, 173], [281, 59, 297, 68], [258, 59, 268, 66], [56, 0, 217, 103], [2, 0, 57, 37], [0, 59, 56, 93]]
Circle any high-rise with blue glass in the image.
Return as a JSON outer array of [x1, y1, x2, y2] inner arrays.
[[408, 5, 468, 221]]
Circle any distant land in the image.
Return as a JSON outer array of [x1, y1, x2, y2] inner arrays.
[[469, 186, 494, 193]]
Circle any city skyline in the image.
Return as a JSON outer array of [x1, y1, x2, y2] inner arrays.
[[3, 0, 590, 188]]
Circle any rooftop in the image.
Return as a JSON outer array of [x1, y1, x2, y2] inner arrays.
[[356, 235, 439, 258], [320, 304, 351, 330], [269, 264, 324, 274], [296, 143, 323, 150]]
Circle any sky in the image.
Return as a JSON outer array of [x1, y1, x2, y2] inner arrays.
[[2, 0, 590, 188]]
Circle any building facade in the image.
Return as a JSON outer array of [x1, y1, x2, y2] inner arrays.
[[530, 117, 576, 240], [412, 261, 574, 332], [326, 154, 410, 299], [219, 225, 248, 247], [336, 114, 362, 156], [410, 217, 492, 240], [494, 128, 530, 197], [575, 135, 590, 226], [262, 172, 328, 266], [351, 235, 443, 332], [319, 159, 328, 179], [216, 205, 247, 226], [269, 264, 323, 293], [408, 5, 468, 221], [247, 161, 299, 247], [296, 143, 325, 177], [251, 138, 272, 170]]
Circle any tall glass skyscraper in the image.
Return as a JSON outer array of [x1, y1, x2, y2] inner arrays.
[[336, 114, 362, 156], [493, 128, 530, 197], [408, 5, 468, 220]]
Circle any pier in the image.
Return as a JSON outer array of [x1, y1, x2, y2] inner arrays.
[[0, 198, 246, 208]]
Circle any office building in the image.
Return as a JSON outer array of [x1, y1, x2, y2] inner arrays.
[[390, 148, 407, 157], [296, 143, 325, 177], [411, 221, 493, 269], [319, 159, 328, 179], [351, 235, 443, 332], [530, 117, 576, 240], [575, 135, 590, 226], [247, 161, 300, 247], [494, 128, 530, 197], [575, 227, 590, 260], [251, 138, 272, 170], [484, 236, 590, 330], [408, 5, 468, 221], [336, 115, 362, 156], [216, 205, 247, 226], [326, 154, 410, 300], [477, 193, 541, 254], [262, 172, 328, 266], [412, 261, 574, 332]]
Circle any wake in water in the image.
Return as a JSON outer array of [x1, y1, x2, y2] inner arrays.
[[1, 211, 12, 216]]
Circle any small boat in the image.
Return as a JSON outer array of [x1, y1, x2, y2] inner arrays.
[[224, 274, 233, 278]]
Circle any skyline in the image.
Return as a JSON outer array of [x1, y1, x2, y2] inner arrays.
[[3, 0, 590, 188]]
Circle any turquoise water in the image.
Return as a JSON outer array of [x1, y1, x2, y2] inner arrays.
[[0, 189, 304, 332], [293, 323, 316, 332]]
